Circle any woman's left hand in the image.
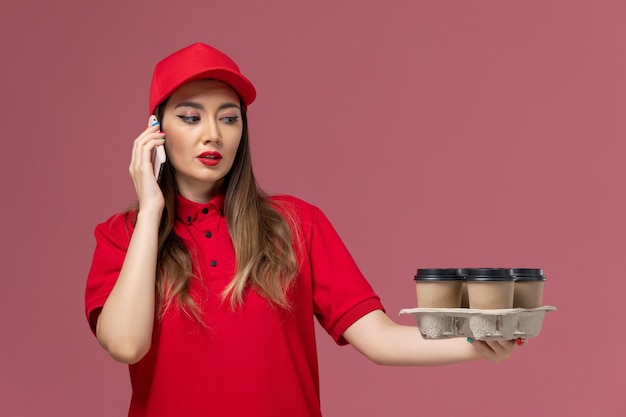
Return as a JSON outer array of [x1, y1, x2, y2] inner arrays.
[[469, 339, 519, 363], [343, 310, 522, 366]]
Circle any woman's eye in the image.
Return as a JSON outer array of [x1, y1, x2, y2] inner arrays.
[[177, 115, 200, 123], [220, 116, 239, 125]]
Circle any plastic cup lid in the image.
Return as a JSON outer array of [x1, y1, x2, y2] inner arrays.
[[466, 268, 514, 282], [415, 268, 466, 281], [510, 268, 546, 281]]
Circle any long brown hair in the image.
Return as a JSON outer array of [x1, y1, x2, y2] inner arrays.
[[150, 97, 299, 320]]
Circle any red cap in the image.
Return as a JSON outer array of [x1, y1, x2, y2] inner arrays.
[[149, 43, 256, 114]]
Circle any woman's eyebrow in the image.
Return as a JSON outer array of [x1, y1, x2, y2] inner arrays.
[[174, 101, 204, 110], [218, 103, 241, 111], [174, 101, 241, 111]]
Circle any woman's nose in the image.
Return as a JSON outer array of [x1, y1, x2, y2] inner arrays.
[[201, 119, 221, 144]]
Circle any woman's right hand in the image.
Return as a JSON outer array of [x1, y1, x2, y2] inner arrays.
[[98, 119, 165, 363], [129, 120, 166, 213]]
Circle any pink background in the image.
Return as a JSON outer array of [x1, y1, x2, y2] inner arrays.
[[2, 0, 625, 415]]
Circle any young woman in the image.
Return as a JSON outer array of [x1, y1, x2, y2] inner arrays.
[[85, 43, 517, 417]]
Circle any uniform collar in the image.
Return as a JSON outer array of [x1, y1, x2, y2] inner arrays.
[[176, 193, 225, 224]]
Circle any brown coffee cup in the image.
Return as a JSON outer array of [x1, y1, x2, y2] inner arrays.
[[415, 269, 464, 308], [466, 268, 515, 309], [511, 268, 546, 308]]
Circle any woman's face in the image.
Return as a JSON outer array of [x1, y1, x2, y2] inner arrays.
[[161, 79, 243, 203]]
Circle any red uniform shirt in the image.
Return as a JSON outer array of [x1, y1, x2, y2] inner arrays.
[[85, 194, 383, 417]]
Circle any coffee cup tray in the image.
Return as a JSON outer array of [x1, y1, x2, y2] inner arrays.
[[399, 306, 556, 340]]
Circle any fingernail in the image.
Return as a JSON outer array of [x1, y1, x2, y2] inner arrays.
[[151, 121, 160, 126], [466, 337, 474, 344]]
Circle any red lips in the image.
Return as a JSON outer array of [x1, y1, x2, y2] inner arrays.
[[197, 151, 222, 166]]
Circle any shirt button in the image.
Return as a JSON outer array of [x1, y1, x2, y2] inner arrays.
[[202, 208, 209, 215], [205, 231, 212, 238], [210, 260, 217, 267], [186, 216, 192, 223], [219, 209, 224, 216]]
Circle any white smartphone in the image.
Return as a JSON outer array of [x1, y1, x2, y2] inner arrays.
[[149, 115, 166, 181]]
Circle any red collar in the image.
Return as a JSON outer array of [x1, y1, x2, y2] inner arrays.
[[175, 193, 225, 224]]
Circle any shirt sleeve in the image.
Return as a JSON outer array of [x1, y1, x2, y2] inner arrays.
[[307, 206, 384, 345], [84, 213, 134, 334]]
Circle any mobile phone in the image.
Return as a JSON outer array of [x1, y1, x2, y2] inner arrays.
[[149, 115, 166, 181]]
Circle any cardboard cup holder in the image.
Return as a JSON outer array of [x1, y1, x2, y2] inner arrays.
[[399, 306, 556, 340]]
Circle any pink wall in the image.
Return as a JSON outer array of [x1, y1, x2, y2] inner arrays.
[[2, 0, 624, 415]]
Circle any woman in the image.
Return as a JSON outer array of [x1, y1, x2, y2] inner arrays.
[[85, 43, 517, 417]]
